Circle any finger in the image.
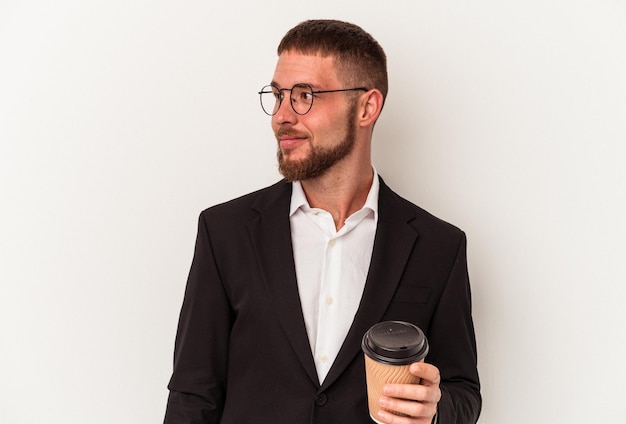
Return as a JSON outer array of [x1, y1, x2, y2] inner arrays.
[[409, 362, 441, 385], [377, 409, 419, 424], [384, 382, 440, 403], [378, 409, 432, 424], [379, 395, 436, 419]]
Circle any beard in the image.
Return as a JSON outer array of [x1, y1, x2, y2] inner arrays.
[[277, 106, 357, 182]]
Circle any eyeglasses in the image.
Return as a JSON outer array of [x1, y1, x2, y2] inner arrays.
[[258, 83, 368, 116]]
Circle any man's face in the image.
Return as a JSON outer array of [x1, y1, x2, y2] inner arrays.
[[270, 52, 358, 181]]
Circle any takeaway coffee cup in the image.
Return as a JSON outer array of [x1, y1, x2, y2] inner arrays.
[[361, 321, 429, 423]]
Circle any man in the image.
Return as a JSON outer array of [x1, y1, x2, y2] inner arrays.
[[164, 20, 481, 424]]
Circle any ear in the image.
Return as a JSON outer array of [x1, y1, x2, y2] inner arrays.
[[357, 89, 384, 128]]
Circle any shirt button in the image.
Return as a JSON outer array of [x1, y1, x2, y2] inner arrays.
[[329, 239, 336, 247], [320, 354, 328, 363], [326, 296, 333, 306]]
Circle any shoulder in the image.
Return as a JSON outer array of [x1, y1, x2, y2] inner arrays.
[[378, 177, 465, 241], [199, 179, 291, 222]]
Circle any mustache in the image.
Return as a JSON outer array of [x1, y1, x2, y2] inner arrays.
[[276, 128, 309, 138]]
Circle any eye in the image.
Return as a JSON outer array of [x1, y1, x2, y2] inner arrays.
[[298, 91, 313, 101], [290, 84, 313, 103], [271, 88, 282, 101]]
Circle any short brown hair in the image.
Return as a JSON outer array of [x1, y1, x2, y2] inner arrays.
[[277, 20, 388, 103]]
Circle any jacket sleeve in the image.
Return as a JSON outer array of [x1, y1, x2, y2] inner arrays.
[[164, 211, 234, 424], [428, 233, 482, 424]]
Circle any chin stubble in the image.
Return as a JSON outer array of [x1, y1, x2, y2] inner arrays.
[[277, 106, 357, 181]]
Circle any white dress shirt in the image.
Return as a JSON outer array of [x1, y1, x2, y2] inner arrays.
[[289, 172, 379, 384]]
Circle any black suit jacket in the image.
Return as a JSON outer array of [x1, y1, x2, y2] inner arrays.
[[164, 178, 481, 424]]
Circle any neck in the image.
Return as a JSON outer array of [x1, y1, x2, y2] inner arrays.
[[300, 162, 374, 231]]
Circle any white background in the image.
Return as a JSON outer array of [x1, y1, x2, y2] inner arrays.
[[1, 1, 625, 423]]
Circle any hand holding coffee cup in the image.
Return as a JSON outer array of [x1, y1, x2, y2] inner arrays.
[[362, 321, 430, 423]]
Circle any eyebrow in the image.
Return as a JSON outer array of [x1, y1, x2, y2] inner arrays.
[[270, 81, 323, 90]]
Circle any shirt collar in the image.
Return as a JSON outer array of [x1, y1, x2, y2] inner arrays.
[[289, 167, 380, 220]]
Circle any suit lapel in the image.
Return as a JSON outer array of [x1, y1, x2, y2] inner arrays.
[[321, 179, 419, 390], [247, 181, 319, 387], [245, 179, 419, 390]]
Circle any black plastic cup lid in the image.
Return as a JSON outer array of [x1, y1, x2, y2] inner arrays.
[[362, 321, 429, 365]]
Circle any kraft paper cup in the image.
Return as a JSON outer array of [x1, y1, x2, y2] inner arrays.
[[362, 321, 429, 423]]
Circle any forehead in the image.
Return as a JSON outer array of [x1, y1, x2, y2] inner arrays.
[[271, 52, 340, 89]]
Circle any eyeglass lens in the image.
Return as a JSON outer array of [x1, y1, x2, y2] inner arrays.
[[259, 84, 314, 116]]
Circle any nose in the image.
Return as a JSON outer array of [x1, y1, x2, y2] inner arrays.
[[272, 95, 298, 126]]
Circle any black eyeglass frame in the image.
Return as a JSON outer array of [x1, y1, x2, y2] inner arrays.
[[258, 83, 369, 116]]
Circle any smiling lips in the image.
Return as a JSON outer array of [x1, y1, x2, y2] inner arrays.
[[277, 129, 309, 150]]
